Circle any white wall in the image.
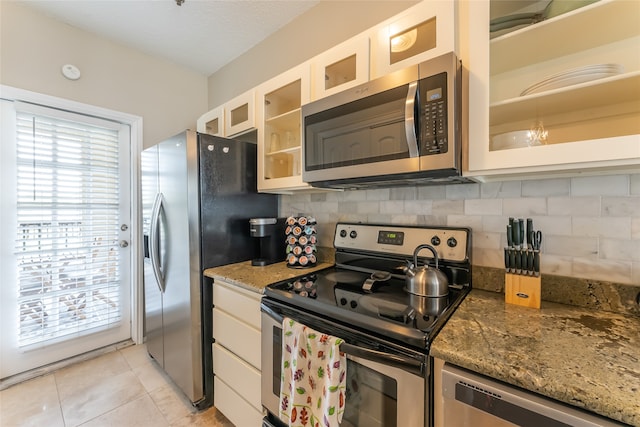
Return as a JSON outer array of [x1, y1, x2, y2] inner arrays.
[[0, 2, 208, 149]]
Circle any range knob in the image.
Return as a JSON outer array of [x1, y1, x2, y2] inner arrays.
[[340, 298, 347, 306], [431, 236, 441, 246], [447, 237, 458, 248], [339, 229, 347, 238], [350, 300, 358, 309], [349, 230, 358, 239]]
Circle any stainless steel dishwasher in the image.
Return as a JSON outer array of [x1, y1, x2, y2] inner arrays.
[[440, 363, 625, 427]]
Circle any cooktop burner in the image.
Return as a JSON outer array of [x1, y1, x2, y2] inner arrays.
[[264, 222, 472, 351]]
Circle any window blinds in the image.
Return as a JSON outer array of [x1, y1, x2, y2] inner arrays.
[[14, 105, 123, 348]]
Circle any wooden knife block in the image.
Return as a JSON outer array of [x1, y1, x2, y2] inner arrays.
[[505, 273, 541, 309]]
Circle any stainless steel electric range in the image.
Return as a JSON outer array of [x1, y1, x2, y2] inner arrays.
[[261, 222, 472, 427]]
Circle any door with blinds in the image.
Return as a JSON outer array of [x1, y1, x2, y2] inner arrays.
[[0, 100, 132, 379]]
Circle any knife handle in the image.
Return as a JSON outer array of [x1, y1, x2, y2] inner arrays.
[[526, 218, 533, 249], [521, 250, 529, 275], [509, 249, 516, 273], [527, 250, 534, 275], [504, 247, 510, 272], [518, 219, 525, 248], [533, 250, 540, 277], [506, 225, 513, 248], [512, 220, 521, 248]]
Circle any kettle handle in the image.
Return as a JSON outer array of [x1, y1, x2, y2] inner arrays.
[[413, 244, 439, 269]]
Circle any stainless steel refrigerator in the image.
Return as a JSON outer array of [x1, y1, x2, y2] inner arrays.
[[142, 130, 278, 408]]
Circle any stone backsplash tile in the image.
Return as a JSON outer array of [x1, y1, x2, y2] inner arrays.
[[548, 196, 600, 216], [280, 173, 640, 286], [571, 175, 629, 196], [522, 178, 570, 196]]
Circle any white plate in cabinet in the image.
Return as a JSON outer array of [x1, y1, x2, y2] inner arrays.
[[311, 35, 370, 100], [213, 279, 261, 330], [197, 106, 224, 136], [212, 308, 261, 370], [214, 376, 264, 427], [256, 63, 312, 193], [371, 0, 456, 79], [213, 343, 261, 411], [225, 89, 255, 137], [489, 0, 640, 76], [463, 0, 640, 179]]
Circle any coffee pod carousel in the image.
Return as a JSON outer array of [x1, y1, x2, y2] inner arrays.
[[285, 215, 317, 268]]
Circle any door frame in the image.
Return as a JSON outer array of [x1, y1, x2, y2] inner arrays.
[[0, 84, 144, 345]]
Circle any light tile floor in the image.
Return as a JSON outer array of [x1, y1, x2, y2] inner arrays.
[[0, 344, 234, 427]]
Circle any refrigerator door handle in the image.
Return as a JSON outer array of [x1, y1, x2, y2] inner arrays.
[[149, 192, 166, 292]]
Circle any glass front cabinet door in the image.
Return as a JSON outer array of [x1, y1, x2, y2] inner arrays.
[[371, 1, 457, 79], [256, 63, 312, 193], [197, 106, 224, 137], [224, 90, 256, 138], [464, 0, 640, 179], [311, 35, 370, 101]]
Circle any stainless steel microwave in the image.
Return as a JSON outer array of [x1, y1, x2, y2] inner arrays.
[[302, 52, 472, 189]]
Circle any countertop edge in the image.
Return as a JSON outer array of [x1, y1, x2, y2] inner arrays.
[[204, 261, 333, 294]]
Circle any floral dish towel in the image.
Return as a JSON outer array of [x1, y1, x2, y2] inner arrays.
[[279, 317, 347, 427]]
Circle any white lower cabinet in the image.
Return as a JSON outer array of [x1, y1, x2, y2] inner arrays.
[[214, 376, 264, 427], [212, 279, 263, 426]]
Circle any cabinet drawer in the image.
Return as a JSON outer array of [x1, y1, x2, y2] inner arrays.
[[213, 280, 261, 330], [214, 376, 263, 427], [213, 343, 261, 411], [213, 308, 261, 370]]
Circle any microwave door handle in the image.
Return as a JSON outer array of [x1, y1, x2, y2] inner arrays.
[[404, 81, 419, 158], [341, 342, 424, 376]]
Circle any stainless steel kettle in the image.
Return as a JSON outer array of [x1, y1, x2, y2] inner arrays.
[[404, 244, 449, 297]]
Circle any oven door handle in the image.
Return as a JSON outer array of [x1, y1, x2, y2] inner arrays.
[[262, 302, 424, 376], [341, 342, 424, 376]]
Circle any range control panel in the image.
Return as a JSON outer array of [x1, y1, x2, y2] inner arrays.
[[334, 223, 470, 263]]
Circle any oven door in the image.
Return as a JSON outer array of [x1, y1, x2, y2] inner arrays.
[[261, 299, 428, 427]]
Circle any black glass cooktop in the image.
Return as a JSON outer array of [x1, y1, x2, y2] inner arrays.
[[264, 266, 469, 350]]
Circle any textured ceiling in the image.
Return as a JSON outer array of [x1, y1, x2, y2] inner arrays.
[[18, 0, 320, 76]]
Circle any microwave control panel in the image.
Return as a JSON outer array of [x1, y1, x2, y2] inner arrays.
[[419, 71, 448, 155]]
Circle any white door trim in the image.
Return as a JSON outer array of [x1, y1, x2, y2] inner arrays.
[[0, 84, 144, 345]]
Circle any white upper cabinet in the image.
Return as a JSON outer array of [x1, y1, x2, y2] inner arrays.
[[464, 0, 640, 179], [371, 1, 456, 79], [256, 63, 312, 193], [311, 35, 370, 101], [196, 105, 224, 136], [224, 89, 256, 138]]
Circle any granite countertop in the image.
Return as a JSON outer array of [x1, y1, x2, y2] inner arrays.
[[203, 261, 333, 293], [431, 289, 640, 426]]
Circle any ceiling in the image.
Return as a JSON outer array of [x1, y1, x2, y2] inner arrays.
[[18, 0, 320, 76]]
